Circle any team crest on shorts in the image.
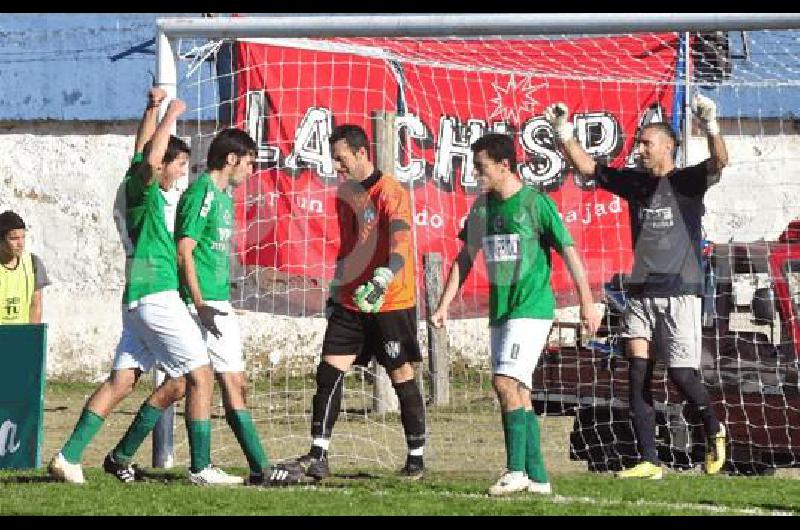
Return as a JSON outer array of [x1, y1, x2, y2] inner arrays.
[[384, 341, 401, 359]]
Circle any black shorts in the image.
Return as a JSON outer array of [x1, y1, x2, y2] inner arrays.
[[322, 304, 422, 371]]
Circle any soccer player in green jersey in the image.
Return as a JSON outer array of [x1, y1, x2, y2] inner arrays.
[[49, 88, 235, 486], [173, 128, 303, 485], [430, 133, 601, 496]]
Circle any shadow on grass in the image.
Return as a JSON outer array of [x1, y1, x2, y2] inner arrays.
[[0, 475, 61, 484]]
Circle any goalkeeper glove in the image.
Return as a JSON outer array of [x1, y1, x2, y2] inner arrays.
[[691, 93, 719, 136], [543, 102, 574, 142], [353, 267, 394, 313]]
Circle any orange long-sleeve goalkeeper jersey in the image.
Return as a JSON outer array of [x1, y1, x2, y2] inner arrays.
[[335, 170, 416, 312]]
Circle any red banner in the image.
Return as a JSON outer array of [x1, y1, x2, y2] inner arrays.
[[232, 35, 679, 310]]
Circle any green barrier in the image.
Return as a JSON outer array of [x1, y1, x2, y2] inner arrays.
[[0, 324, 47, 469]]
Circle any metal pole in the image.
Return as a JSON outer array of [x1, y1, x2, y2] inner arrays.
[[683, 32, 692, 168], [158, 13, 800, 39], [152, 30, 177, 469]]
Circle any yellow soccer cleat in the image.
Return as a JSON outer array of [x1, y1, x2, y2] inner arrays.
[[615, 461, 663, 480], [705, 424, 727, 475]]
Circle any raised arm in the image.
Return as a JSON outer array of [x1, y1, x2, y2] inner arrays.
[[691, 93, 729, 176], [429, 243, 480, 329], [134, 87, 168, 154], [145, 98, 187, 186], [544, 103, 597, 177]]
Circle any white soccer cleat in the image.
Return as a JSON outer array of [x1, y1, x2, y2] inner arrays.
[[527, 481, 552, 495], [188, 465, 245, 486], [48, 452, 85, 484], [488, 470, 530, 496]]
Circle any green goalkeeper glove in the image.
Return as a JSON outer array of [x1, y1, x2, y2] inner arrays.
[[353, 267, 394, 313]]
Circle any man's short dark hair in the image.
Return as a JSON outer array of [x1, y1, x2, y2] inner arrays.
[[641, 122, 680, 159], [470, 133, 516, 168], [142, 135, 191, 165], [0, 210, 25, 239], [207, 128, 258, 170], [330, 124, 370, 156]]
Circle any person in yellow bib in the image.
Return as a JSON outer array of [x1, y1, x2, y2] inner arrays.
[[0, 210, 50, 324]]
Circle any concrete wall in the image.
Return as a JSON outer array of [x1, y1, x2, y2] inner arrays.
[[3, 121, 799, 379]]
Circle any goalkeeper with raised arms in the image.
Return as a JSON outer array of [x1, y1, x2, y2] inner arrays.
[[431, 132, 601, 496], [281, 124, 427, 482], [544, 94, 729, 479]]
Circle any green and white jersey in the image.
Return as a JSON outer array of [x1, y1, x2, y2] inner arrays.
[[175, 173, 233, 302], [459, 185, 573, 324], [123, 152, 179, 305]]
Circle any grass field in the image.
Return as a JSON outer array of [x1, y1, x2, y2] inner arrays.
[[3, 380, 799, 516]]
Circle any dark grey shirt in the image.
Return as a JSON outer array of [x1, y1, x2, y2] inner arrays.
[[593, 160, 718, 296], [31, 253, 50, 290]]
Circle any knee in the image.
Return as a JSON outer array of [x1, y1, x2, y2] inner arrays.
[[389, 363, 415, 385], [667, 367, 697, 387], [107, 370, 137, 397], [165, 377, 187, 401], [316, 361, 345, 392]]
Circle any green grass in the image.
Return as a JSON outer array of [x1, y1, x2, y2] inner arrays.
[[20, 379, 800, 515], [0, 468, 797, 515]]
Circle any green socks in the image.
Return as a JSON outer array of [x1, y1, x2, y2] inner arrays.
[[501, 407, 527, 472], [112, 402, 164, 464], [187, 419, 212, 473], [61, 409, 105, 464], [525, 408, 549, 483], [225, 409, 269, 475]]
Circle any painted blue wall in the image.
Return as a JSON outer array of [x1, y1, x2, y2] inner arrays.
[[0, 13, 218, 120], [0, 14, 797, 120]]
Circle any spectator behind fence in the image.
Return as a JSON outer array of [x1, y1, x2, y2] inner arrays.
[[0, 210, 50, 324]]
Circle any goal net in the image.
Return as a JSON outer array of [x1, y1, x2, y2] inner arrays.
[[160, 15, 800, 476]]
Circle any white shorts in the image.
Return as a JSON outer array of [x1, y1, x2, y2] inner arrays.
[[188, 300, 245, 373], [620, 295, 702, 369], [490, 318, 553, 390], [112, 291, 210, 378]]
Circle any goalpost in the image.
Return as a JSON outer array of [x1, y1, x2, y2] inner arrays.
[[153, 13, 800, 476]]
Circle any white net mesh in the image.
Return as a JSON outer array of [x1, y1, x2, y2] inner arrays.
[[165, 26, 800, 476]]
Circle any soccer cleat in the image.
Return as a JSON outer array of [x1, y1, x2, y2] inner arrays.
[[48, 453, 85, 484], [615, 461, 663, 480], [103, 452, 142, 483], [527, 481, 553, 495], [266, 464, 310, 486], [705, 424, 727, 475], [188, 465, 244, 486], [291, 453, 330, 481], [398, 455, 424, 480], [488, 470, 531, 496]]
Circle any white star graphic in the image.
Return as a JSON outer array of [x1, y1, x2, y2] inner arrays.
[[489, 75, 545, 125]]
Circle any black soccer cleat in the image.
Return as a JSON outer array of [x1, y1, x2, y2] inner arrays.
[[103, 452, 142, 483], [399, 455, 424, 480], [291, 453, 330, 481], [264, 464, 311, 486]]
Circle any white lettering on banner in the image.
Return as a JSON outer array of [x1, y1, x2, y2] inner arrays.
[[482, 234, 521, 263], [562, 196, 622, 225], [244, 90, 280, 164], [395, 114, 427, 185], [519, 117, 565, 189], [285, 107, 335, 179], [434, 116, 485, 189], [0, 419, 21, 457], [414, 209, 443, 229]]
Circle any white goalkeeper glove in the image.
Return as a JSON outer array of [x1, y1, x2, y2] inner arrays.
[[691, 93, 720, 136], [543, 102, 574, 142], [353, 267, 393, 313]]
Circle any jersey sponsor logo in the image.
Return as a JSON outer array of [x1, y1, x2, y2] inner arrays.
[[200, 191, 215, 218], [222, 209, 233, 226], [482, 234, 521, 263], [384, 341, 401, 359], [510, 343, 520, 360], [640, 206, 674, 230]]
